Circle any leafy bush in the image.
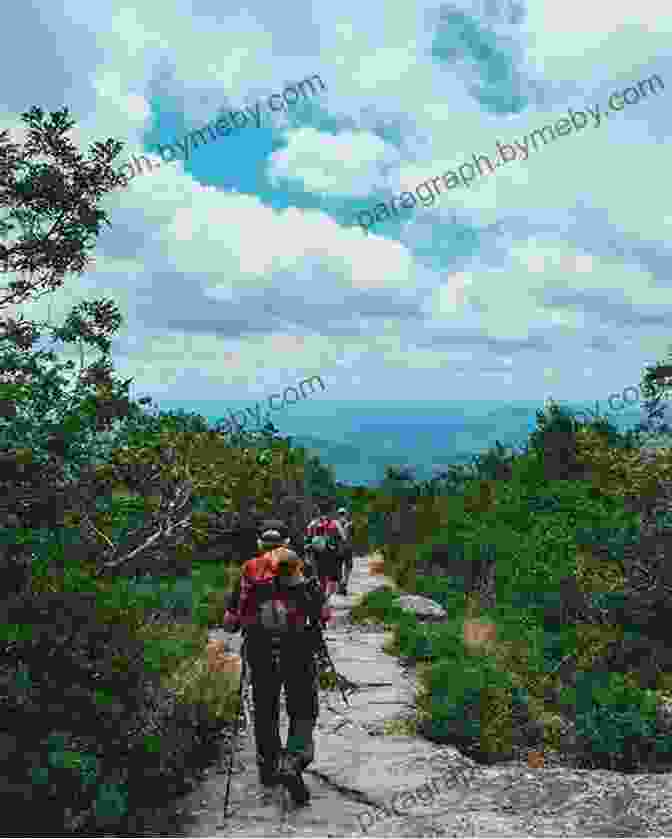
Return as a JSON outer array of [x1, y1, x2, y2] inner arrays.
[[396, 617, 435, 661], [574, 524, 641, 564], [0, 590, 144, 832], [419, 655, 527, 760], [0, 589, 225, 834], [575, 427, 672, 513], [571, 671, 664, 769], [350, 586, 403, 625], [414, 572, 469, 609], [527, 402, 584, 480]]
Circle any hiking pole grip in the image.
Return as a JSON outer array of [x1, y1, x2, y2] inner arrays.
[[223, 636, 247, 818]]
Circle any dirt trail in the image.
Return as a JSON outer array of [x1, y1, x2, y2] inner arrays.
[[156, 556, 672, 837]]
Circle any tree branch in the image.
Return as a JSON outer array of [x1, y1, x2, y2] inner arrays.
[[94, 513, 193, 577]]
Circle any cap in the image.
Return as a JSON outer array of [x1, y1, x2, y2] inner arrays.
[[259, 519, 289, 539], [258, 529, 288, 548]]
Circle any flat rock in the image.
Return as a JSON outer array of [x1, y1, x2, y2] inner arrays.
[[396, 594, 448, 622]]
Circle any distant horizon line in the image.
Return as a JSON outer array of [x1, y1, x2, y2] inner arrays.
[[137, 397, 646, 407]]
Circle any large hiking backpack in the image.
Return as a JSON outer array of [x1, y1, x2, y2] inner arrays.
[[238, 550, 325, 634]]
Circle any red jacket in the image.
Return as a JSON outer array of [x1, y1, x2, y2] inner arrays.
[[223, 550, 332, 631]]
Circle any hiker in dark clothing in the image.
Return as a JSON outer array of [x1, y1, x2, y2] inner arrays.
[[223, 529, 331, 805]]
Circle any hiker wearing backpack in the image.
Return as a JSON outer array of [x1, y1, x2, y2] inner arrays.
[[304, 501, 347, 598], [222, 529, 332, 806]]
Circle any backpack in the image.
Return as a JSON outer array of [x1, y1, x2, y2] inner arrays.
[[237, 550, 325, 635], [306, 517, 342, 554]]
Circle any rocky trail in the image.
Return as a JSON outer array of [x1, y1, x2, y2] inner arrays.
[[133, 555, 672, 837]]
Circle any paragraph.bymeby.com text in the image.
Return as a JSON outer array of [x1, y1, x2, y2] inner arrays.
[[354, 72, 664, 234]]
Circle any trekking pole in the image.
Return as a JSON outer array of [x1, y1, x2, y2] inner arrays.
[[311, 621, 353, 706], [223, 636, 247, 819]]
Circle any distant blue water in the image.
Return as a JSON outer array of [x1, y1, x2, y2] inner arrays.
[[151, 398, 652, 487]]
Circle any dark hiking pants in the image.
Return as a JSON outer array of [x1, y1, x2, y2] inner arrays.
[[244, 629, 319, 776]]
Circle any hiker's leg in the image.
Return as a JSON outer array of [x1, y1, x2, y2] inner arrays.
[[282, 636, 319, 771], [246, 635, 282, 779]]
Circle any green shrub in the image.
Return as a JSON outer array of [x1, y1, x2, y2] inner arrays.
[[414, 574, 468, 611], [569, 670, 665, 769], [0, 590, 222, 834], [350, 586, 403, 625], [420, 655, 524, 758]]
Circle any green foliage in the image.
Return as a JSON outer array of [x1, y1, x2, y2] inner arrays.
[[571, 671, 662, 767], [421, 655, 524, 757], [0, 305, 137, 482], [638, 345, 672, 434], [362, 388, 672, 769], [141, 633, 203, 677], [414, 570, 470, 608], [350, 586, 403, 625], [529, 401, 581, 452], [0, 106, 122, 309], [468, 439, 517, 481]]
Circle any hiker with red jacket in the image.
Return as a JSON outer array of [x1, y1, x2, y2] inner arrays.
[[304, 500, 348, 598], [223, 528, 331, 806]]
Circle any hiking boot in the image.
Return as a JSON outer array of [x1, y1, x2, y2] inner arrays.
[[278, 754, 311, 806], [280, 768, 311, 806]]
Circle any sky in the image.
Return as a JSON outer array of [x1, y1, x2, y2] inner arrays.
[[1, 0, 671, 419]]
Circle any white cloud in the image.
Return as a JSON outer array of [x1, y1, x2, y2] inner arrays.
[[421, 238, 663, 342], [520, 1, 671, 80], [267, 126, 397, 196]]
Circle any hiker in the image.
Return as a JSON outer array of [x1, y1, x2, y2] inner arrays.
[[304, 501, 347, 598], [223, 528, 332, 805], [336, 507, 354, 595], [258, 518, 317, 579]]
